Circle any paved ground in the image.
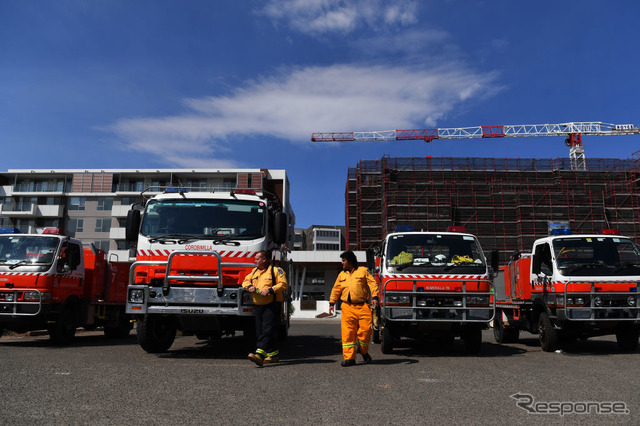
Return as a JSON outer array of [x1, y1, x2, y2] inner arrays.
[[0, 319, 638, 425]]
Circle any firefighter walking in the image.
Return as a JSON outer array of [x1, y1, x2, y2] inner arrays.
[[329, 251, 379, 366], [242, 250, 288, 367]]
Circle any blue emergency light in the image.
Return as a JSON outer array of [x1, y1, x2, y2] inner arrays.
[[394, 225, 414, 232], [549, 228, 572, 236], [165, 188, 188, 194], [0, 228, 21, 234]]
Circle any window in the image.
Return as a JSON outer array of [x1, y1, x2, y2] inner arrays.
[[533, 243, 553, 275], [69, 197, 86, 211], [43, 197, 61, 205], [94, 240, 111, 252], [120, 196, 141, 206], [67, 219, 84, 234], [95, 218, 111, 233], [97, 197, 114, 211]]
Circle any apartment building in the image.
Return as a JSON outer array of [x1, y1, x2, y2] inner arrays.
[[0, 168, 274, 262]]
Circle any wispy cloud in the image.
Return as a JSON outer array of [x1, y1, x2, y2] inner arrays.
[[259, 0, 418, 36], [106, 62, 500, 167]]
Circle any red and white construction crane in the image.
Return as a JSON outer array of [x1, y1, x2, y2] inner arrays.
[[311, 121, 640, 171]]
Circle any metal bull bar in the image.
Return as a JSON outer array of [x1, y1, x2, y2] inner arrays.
[[563, 281, 640, 321], [128, 250, 255, 297], [382, 278, 495, 322], [0, 288, 43, 316]]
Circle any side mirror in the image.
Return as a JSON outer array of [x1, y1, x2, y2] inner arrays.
[[366, 248, 376, 272], [490, 250, 499, 271], [273, 212, 288, 245], [126, 209, 141, 242]]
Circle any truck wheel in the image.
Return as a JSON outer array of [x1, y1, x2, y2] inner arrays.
[[49, 308, 76, 345], [462, 325, 482, 354], [137, 315, 176, 353], [104, 321, 133, 339], [494, 314, 519, 344], [381, 326, 394, 354], [616, 325, 640, 352], [537, 313, 558, 352]]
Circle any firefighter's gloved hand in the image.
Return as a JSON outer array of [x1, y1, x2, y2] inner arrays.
[[247, 285, 256, 293], [260, 289, 270, 296]]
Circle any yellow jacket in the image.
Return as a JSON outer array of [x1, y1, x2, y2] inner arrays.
[[242, 265, 288, 305], [330, 266, 379, 305]]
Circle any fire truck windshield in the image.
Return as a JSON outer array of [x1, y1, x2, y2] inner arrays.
[[0, 236, 59, 267], [553, 237, 640, 276], [140, 199, 266, 241], [386, 233, 486, 274]]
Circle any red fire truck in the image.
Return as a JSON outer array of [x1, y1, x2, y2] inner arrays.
[[0, 228, 131, 344], [125, 171, 293, 353], [367, 226, 497, 354], [494, 229, 640, 352]]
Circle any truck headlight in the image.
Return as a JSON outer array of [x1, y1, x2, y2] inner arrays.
[[628, 296, 637, 307], [594, 296, 603, 307], [128, 289, 145, 304], [4, 293, 14, 302], [24, 292, 51, 301], [467, 296, 489, 306], [242, 291, 255, 305]]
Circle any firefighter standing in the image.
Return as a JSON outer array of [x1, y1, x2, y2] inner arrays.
[[242, 250, 288, 367], [329, 251, 379, 366]]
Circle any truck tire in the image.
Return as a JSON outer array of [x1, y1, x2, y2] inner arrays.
[[537, 312, 558, 352], [493, 313, 519, 344], [381, 325, 394, 354], [48, 308, 77, 345], [137, 315, 176, 353], [616, 325, 640, 352], [462, 325, 482, 354]]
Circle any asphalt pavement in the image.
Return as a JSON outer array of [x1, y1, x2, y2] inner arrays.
[[0, 319, 638, 425]]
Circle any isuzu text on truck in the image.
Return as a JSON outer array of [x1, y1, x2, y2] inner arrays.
[[367, 226, 497, 354], [0, 228, 131, 344], [494, 229, 640, 352], [125, 170, 293, 353]]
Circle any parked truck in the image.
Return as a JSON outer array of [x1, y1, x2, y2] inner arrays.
[[125, 170, 293, 353], [367, 226, 497, 354], [0, 228, 132, 344], [494, 229, 640, 352]]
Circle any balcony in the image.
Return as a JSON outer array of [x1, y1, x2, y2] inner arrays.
[[0, 204, 64, 218], [37, 205, 65, 217], [109, 227, 127, 240], [111, 205, 132, 218], [0, 203, 36, 217]]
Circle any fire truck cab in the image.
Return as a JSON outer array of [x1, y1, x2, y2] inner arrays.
[[494, 229, 640, 352], [368, 226, 497, 354], [125, 173, 293, 353], [0, 228, 131, 344]]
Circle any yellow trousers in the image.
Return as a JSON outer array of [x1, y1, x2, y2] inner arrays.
[[340, 302, 372, 360]]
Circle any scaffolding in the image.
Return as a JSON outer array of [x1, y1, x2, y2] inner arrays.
[[346, 157, 640, 263]]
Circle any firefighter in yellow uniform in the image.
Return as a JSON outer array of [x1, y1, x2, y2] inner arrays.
[[329, 251, 379, 366], [242, 250, 288, 367]]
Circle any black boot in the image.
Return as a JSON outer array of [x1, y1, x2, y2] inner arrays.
[[362, 353, 372, 364], [341, 359, 356, 367]]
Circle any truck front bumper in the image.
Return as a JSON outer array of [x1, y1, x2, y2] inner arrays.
[[126, 285, 254, 316]]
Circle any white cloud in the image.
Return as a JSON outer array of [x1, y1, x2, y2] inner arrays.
[[259, 0, 418, 35], [106, 62, 499, 167]]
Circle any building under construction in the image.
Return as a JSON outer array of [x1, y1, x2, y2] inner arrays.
[[346, 156, 640, 262]]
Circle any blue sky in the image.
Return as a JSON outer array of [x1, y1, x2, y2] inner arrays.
[[1, 1, 639, 228]]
